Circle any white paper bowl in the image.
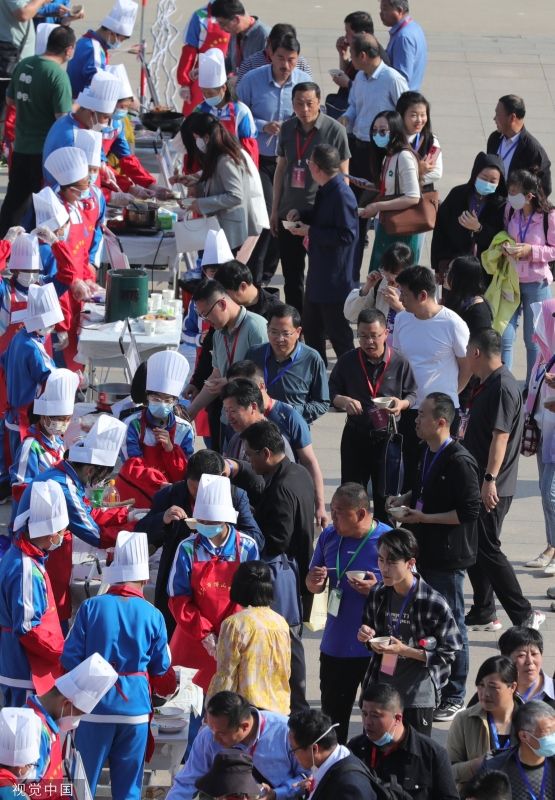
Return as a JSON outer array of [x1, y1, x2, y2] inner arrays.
[[346, 570, 367, 580], [328, 69, 344, 77], [372, 397, 394, 409], [369, 636, 391, 645], [389, 506, 410, 520], [282, 220, 301, 230]]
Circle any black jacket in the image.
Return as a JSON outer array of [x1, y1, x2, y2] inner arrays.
[[348, 727, 459, 800], [311, 754, 377, 800], [409, 441, 480, 570], [487, 126, 552, 196], [431, 152, 506, 271], [135, 481, 263, 637]]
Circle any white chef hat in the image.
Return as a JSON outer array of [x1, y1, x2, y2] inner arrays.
[[34, 368, 78, 416], [201, 229, 233, 267], [106, 63, 133, 99], [68, 413, 126, 466], [101, 0, 139, 37], [103, 531, 149, 584], [55, 653, 118, 714], [13, 479, 69, 539], [193, 474, 238, 523], [0, 708, 42, 767], [76, 70, 121, 114], [24, 282, 64, 332], [9, 233, 40, 272], [44, 146, 89, 187], [198, 48, 227, 89], [74, 128, 103, 169], [146, 350, 190, 398], [35, 23, 58, 56], [32, 186, 70, 232]]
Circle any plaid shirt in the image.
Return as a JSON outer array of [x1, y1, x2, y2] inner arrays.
[[361, 573, 462, 700]]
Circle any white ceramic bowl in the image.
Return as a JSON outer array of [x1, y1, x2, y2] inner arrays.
[[157, 719, 187, 734], [389, 505, 410, 520], [157, 706, 185, 719], [346, 570, 367, 581], [373, 397, 394, 409], [369, 636, 392, 645]]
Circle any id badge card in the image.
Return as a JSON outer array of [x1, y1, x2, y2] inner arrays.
[[457, 411, 470, 441], [291, 165, 306, 189], [327, 587, 343, 617], [380, 653, 398, 676]]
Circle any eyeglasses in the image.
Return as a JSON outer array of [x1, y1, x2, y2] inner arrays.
[[198, 297, 224, 321], [268, 329, 297, 339], [359, 332, 385, 341]]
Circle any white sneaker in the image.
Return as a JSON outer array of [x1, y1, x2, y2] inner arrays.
[[544, 561, 555, 575], [526, 551, 555, 568], [526, 610, 546, 630]]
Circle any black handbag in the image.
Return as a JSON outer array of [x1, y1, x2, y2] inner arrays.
[[376, 415, 405, 497], [0, 23, 31, 79]]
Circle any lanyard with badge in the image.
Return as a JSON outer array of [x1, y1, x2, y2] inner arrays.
[[514, 753, 549, 800], [327, 523, 376, 617], [291, 128, 317, 189], [223, 318, 244, 371], [380, 577, 417, 676], [415, 438, 452, 511], [518, 210, 534, 243], [263, 343, 301, 388], [487, 713, 512, 751], [497, 137, 519, 167], [458, 380, 487, 440]]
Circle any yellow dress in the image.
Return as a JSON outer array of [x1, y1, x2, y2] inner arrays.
[[207, 605, 291, 714]]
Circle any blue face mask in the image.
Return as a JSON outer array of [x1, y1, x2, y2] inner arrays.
[[203, 94, 223, 108], [373, 132, 390, 148], [80, 189, 91, 200], [106, 37, 122, 50], [369, 721, 397, 747], [196, 522, 225, 539], [148, 401, 173, 419], [474, 177, 498, 196], [112, 109, 128, 121], [529, 732, 555, 758]]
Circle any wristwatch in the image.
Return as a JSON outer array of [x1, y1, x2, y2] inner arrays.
[[484, 473, 497, 482]]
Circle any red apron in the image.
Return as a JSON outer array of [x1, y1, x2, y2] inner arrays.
[[45, 532, 73, 623], [0, 285, 27, 414], [26, 695, 63, 799], [170, 532, 242, 691], [56, 202, 90, 372], [178, 4, 230, 115], [0, 768, 18, 788]]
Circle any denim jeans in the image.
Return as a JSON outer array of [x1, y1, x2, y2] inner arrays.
[[538, 454, 555, 547], [501, 280, 551, 386], [419, 567, 468, 703]]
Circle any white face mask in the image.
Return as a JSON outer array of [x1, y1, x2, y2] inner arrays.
[[43, 418, 69, 436], [47, 532, 64, 552], [508, 192, 527, 211], [17, 271, 39, 287], [36, 326, 55, 337], [57, 715, 81, 733]]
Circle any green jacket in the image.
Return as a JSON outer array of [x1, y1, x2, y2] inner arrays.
[[482, 231, 521, 334]]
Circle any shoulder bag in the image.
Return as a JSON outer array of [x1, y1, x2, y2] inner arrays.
[[0, 21, 31, 80], [379, 152, 439, 236]]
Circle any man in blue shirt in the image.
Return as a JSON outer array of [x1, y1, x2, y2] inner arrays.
[[246, 304, 330, 424], [166, 691, 306, 800], [379, 0, 428, 91], [306, 483, 391, 744]]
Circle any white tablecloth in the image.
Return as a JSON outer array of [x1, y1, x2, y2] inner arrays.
[[100, 231, 178, 267], [75, 304, 182, 365]]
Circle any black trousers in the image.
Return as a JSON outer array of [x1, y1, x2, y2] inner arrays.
[[467, 496, 532, 624], [403, 707, 433, 737], [340, 423, 387, 521], [247, 155, 280, 284], [320, 652, 370, 744], [0, 151, 43, 236], [350, 138, 375, 283], [277, 223, 307, 314], [302, 299, 354, 366], [290, 624, 309, 713]]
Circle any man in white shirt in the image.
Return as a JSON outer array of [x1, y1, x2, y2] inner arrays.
[[392, 266, 470, 487]]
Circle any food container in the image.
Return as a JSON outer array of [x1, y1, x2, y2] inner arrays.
[[155, 315, 176, 334], [162, 289, 174, 304], [149, 293, 162, 312], [140, 110, 184, 135], [389, 506, 410, 520], [369, 636, 392, 645], [124, 203, 158, 228], [142, 318, 156, 336], [346, 570, 367, 581], [372, 397, 394, 409]]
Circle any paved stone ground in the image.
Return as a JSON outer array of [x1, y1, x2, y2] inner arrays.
[[0, 0, 554, 765]]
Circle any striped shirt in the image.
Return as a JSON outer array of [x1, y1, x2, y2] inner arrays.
[[236, 49, 313, 84]]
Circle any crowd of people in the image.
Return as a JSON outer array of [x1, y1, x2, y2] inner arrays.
[[0, 0, 553, 798]]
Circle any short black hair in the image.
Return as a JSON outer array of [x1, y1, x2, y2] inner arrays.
[[221, 379, 263, 412], [214, 260, 254, 291], [288, 709, 337, 750], [211, 0, 245, 19], [377, 528, 419, 561], [292, 81, 321, 100], [226, 359, 263, 383], [240, 420, 285, 454], [186, 449, 225, 481], [206, 691, 252, 727], [273, 33, 300, 54], [268, 303, 301, 328], [47, 25, 76, 54], [357, 308, 386, 327], [447, 256, 486, 306], [475, 655, 517, 686], [498, 626, 544, 657], [311, 143, 340, 175], [230, 560, 274, 607], [498, 94, 526, 119], [193, 279, 226, 303], [350, 33, 381, 59], [380, 242, 413, 272], [395, 265, 436, 297], [268, 23, 296, 50], [425, 392, 456, 426], [361, 683, 403, 711], [468, 327, 502, 357], [333, 482, 370, 511], [344, 11, 374, 34], [462, 771, 512, 800]]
